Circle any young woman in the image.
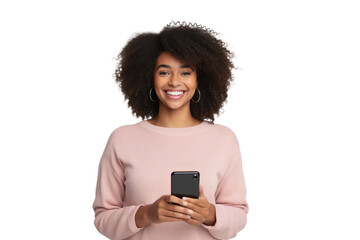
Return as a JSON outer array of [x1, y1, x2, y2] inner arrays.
[[93, 22, 248, 240]]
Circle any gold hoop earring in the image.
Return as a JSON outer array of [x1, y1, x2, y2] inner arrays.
[[191, 88, 201, 103], [149, 88, 158, 102]]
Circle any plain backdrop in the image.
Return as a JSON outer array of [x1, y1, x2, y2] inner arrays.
[[0, 0, 359, 239]]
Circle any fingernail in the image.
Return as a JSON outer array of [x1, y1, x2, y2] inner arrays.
[[182, 197, 188, 200], [188, 209, 193, 214], [183, 201, 188, 206]]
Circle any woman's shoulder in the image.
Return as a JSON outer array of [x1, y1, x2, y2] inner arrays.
[[106, 122, 143, 140], [208, 121, 237, 134], [203, 121, 239, 142]]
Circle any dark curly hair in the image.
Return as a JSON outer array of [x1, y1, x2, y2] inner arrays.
[[115, 21, 235, 123]]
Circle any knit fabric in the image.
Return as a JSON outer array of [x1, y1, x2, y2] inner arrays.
[[93, 120, 248, 240]]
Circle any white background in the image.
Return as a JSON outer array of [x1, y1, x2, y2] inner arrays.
[[0, 0, 359, 239]]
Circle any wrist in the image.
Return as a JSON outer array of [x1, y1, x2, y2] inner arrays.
[[143, 205, 151, 225], [135, 205, 151, 228], [204, 204, 216, 226]]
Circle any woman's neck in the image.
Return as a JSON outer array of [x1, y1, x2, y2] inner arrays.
[[148, 108, 202, 128]]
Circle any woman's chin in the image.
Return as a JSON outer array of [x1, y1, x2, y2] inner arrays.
[[160, 101, 191, 111]]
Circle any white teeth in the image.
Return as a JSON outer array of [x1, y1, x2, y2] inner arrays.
[[165, 91, 184, 96]]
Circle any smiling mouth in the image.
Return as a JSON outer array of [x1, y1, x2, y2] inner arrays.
[[164, 90, 186, 99], [165, 90, 185, 95]]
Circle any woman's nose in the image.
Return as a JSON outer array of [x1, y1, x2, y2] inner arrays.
[[168, 74, 180, 86]]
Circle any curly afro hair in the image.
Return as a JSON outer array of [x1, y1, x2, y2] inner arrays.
[[115, 21, 235, 123]]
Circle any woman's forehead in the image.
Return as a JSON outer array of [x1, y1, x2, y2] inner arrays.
[[155, 52, 195, 69]]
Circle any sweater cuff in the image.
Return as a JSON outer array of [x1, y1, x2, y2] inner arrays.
[[127, 204, 145, 233]]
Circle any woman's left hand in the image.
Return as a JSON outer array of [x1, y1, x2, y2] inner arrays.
[[181, 185, 216, 226]]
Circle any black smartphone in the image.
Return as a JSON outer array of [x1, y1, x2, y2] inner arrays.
[[171, 171, 200, 199]]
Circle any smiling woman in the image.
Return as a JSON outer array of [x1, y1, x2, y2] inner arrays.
[[115, 21, 235, 125], [151, 51, 200, 127], [92, 21, 248, 240]]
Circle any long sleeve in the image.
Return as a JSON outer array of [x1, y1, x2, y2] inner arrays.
[[92, 131, 143, 240], [202, 132, 249, 239], [92, 121, 248, 240]]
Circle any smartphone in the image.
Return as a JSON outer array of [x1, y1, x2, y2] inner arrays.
[[171, 171, 200, 199]]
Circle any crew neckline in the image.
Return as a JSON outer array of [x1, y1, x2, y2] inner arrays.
[[138, 119, 211, 136]]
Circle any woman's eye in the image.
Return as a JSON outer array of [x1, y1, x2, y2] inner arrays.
[[181, 72, 191, 76], [159, 71, 169, 75]]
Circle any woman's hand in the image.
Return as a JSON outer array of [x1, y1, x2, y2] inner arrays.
[[135, 185, 216, 228], [148, 195, 193, 223], [135, 195, 193, 228], [181, 185, 216, 226]]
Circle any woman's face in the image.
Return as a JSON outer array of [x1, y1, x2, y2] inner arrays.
[[153, 51, 197, 112]]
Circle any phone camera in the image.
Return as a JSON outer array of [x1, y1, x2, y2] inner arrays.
[[193, 174, 198, 180]]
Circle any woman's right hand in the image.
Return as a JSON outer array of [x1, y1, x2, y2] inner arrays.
[[148, 195, 192, 223], [135, 195, 192, 228]]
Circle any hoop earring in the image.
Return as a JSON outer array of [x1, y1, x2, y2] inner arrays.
[[191, 88, 201, 103], [149, 88, 158, 102]]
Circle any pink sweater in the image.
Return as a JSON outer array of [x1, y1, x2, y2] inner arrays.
[[93, 120, 248, 240]]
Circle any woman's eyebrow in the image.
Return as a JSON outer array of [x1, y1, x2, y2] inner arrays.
[[180, 64, 194, 71], [156, 64, 194, 71], [156, 64, 171, 70]]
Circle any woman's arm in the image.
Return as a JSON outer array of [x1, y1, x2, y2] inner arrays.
[[93, 131, 194, 239], [201, 134, 249, 239], [92, 132, 144, 240]]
